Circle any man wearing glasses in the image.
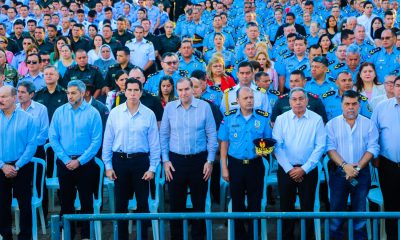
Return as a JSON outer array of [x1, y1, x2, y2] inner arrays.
[[368, 29, 400, 82], [144, 52, 187, 95], [19, 53, 46, 91]]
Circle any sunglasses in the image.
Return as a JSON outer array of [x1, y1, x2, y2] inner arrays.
[[163, 61, 178, 66], [26, 61, 38, 64]]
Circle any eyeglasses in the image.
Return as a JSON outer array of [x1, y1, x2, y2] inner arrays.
[[381, 36, 392, 40], [384, 81, 395, 86], [26, 61, 38, 64], [163, 61, 178, 66]]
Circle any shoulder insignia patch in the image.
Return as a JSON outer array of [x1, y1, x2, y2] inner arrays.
[[279, 93, 288, 99], [209, 85, 221, 91], [256, 87, 266, 93], [148, 71, 161, 78], [279, 49, 288, 56], [329, 46, 337, 53], [307, 92, 319, 99], [225, 109, 237, 116], [179, 69, 188, 77], [256, 109, 269, 117], [359, 93, 368, 102], [369, 47, 381, 55], [109, 64, 118, 69], [328, 60, 335, 66], [204, 48, 212, 52], [224, 87, 234, 93], [322, 90, 335, 98], [283, 52, 294, 59], [279, 41, 286, 46], [276, 35, 283, 40], [269, 89, 280, 96], [334, 63, 345, 69], [297, 64, 307, 71], [366, 40, 373, 46]]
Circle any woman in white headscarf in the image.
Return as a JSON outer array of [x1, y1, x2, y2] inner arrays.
[[93, 44, 117, 78]]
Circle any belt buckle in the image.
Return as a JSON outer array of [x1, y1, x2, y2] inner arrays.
[[243, 159, 250, 165]]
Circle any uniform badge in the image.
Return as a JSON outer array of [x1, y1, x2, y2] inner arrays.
[[254, 120, 260, 129]]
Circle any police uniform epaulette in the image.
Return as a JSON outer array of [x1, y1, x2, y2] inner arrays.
[[90, 65, 99, 69], [209, 85, 221, 91], [329, 46, 337, 53], [276, 35, 283, 41], [256, 87, 266, 93], [366, 40, 373, 46], [369, 47, 381, 55], [334, 63, 345, 69], [109, 64, 119, 69], [224, 87, 234, 93], [279, 49, 288, 56], [179, 69, 188, 77], [306, 34, 310, 38], [358, 93, 368, 102], [255, 109, 269, 118], [390, 69, 399, 75], [238, 39, 246, 44], [204, 48, 213, 52], [195, 56, 204, 63], [148, 71, 160, 78], [269, 89, 280, 96], [283, 52, 294, 59], [224, 109, 237, 116], [328, 76, 335, 82], [151, 92, 158, 97], [279, 93, 288, 99], [228, 48, 235, 53], [267, 21, 273, 26], [307, 92, 319, 99], [126, 39, 132, 44], [145, 39, 153, 45], [278, 41, 286, 46], [328, 60, 335, 66]]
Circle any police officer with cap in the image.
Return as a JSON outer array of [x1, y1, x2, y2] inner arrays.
[[219, 86, 273, 240]]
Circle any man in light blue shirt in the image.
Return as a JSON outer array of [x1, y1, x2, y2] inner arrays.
[[371, 76, 400, 238], [102, 78, 160, 240], [326, 90, 379, 240], [272, 87, 326, 240], [160, 77, 217, 240], [49, 80, 102, 239], [0, 86, 37, 240]]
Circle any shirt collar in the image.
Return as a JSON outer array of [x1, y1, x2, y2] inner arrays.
[[122, 102, 143, 115], [290, 108, 309, 119], [176, 96, 199, 108]]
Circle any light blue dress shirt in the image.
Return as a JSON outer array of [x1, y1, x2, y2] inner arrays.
[[159, 97, 218, 162], [16, 100, 49, 146], [273, 109, 326, 173], [19, 73, 46, 92], [371, 98, 400, 162], [0, 108, 37, 169], [326, 115, 380, 164], [102, 102, 161, 172], [49, 101, 103, 165]]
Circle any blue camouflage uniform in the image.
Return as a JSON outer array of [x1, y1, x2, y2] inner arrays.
[[305, 75, 338, 96], [367, 47, 400, 83], [178, 55, 206, 76], [201, 85, 223, 107], [321, 89, 372, 120], [144, 70, 187, 95]]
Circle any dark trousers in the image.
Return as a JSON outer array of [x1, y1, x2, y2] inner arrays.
[[378, 156, 400, 240], [112, 153, 150, 240], [168, 151, 208, 240], [57, 159, 97, 239], [278, 166, 318, 239], [0, 162, 33, 240], [228, 156, 265, 240], [329, 165, 371, 240]]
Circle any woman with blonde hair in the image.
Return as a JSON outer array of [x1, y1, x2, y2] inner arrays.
[[255, 50, 278, 90], [206, 55, 235, 92]]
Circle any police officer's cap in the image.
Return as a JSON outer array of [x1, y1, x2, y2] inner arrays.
[[253, 138, 277, 155]]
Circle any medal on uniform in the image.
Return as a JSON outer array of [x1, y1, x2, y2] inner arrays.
[[254, 120, 260, 129]]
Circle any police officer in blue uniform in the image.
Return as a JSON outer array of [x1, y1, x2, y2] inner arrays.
[[329, 44, 362, 82], [367, 29, 400, 82], [322, 71, 372, 120], [219, 86, 273, 240], [305, 56, 337, 96], [191, 70, 223, 107], [178, 39, 206, 75], [254, 71, 280, 110]]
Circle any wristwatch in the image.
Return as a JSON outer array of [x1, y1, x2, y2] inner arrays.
[[207, 160, 213, 165], [355, 166, 361, 171], [15, 166, 19, 171]]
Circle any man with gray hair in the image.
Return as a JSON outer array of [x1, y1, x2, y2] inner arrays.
[[0, 85, 37, 240], [49, 80, 103, 239], [272, 87, 326, 239], [329, 44, 361, 81], [370, 74, 397, 109]]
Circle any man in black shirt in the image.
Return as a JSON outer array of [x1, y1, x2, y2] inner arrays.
[[113, 17, 134, 45], [70, 24, 91, 52]]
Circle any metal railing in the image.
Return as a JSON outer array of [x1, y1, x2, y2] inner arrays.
[[50, 212, 400, 240]]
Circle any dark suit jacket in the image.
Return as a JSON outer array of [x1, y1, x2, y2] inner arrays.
[[91, 98, 109, 131]]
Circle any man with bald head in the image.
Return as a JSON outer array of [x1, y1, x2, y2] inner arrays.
[[0, 86, 37, 240]]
